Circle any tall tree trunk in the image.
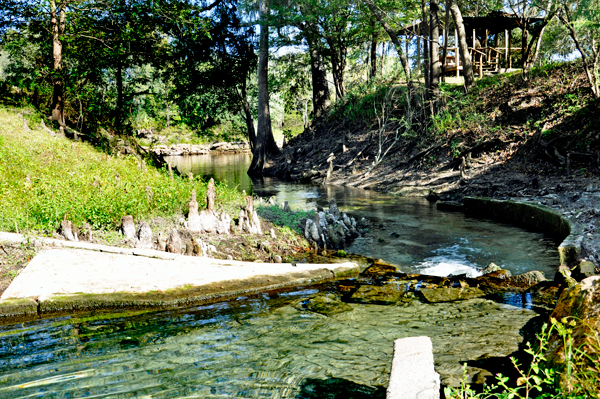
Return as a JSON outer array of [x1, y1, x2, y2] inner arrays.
[[327, 36, 346, 99], [239, 78, 256, 151], [429, 0, 441, 105], [115, 60, 124, 131], [50, 0, 65, 126], [449, 0, 475, 89], [305, 28, 331, 118], [370, 19, 378, 80], [365, 0, 416, 101], [521, 8, 556, 80], [248, 0, 279, 177], [421, 0, 430, 93], [559, 8, 600, 98]]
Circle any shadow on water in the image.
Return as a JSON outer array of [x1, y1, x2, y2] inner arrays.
[[296, 377, 386, 399]]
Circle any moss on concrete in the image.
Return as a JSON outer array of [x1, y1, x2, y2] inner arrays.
[[35, 267, 358, 318], [0, 298, 38, 323]]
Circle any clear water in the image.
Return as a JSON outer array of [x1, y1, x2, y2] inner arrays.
[[0, 154, 560, 397], [0, 283, 543, 397], [169, 153, 560, 279]]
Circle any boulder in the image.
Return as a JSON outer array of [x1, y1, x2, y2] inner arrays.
[[507, 271, 546, 287], [350, 283, 406, 304], [555, 265, 577, 288], [481, 262, 502, 275], [362, 260, 399, 276], [420, 287, 486, 303], [572, 260, 597, 281], [546, 276, 600, 379], [120, 215, 136, 239], [294, 293, 352, 316]]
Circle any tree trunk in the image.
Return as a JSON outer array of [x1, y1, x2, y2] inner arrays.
[[248, 0, 279, 177], [115, 60, 124, 131], [429, 0, 441, 105], [327, 36, 346, 99], [239, 78, 256, 151], [365, 0, 416, 101], [559, 9, 600, 98], [370, 19, 378, 80], [421, 0, 430, 93], [521, 9, 555, 79], [305, 28, 331, 118], [50, 0, 65, 126], [449, 0, 475, 89]]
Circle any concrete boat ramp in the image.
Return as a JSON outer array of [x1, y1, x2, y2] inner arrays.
[[0, 232, 358, 322], [0, 232, 440, 399]]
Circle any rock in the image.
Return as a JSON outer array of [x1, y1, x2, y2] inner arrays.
[[507, 271, 546, 287], [362, 260, 399, 276], [350, 283, 406, 304], [273, 255, 283, 263], [155, 233, 167, 251], [60, 220, 78, 241], [526, 281, 561, 306], [481, 262, 502, 275], [166, 229, 182, 254], [283, 201, 291, 212], [546, 277, 600, 378], [120, 215, 136, 239], [482, 269, 512, 279], [80, 222, 92, 241], [294, 293, 352, 316], [420, 287, 486, 303], [555, 265, 577, 287], [135, 221, 153, 249], [572, 260, 597, 281]]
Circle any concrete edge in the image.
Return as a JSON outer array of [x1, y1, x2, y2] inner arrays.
[[0, 264, 359, 324], [462, 197, 583, 265], [387, 336, 440, 399]]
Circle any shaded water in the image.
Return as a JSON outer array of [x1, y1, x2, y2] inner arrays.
[[0, 154, 560, 397]]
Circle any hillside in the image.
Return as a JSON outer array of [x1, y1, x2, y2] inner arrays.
[[265, 61, 600, 199]]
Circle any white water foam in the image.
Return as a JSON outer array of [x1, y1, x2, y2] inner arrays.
[[417, 259, 482, 278]]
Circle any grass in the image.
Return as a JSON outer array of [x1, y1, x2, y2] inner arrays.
[[0, 106, 246, 235], [256, 205, 312, 236]]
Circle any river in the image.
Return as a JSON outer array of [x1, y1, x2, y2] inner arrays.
[[0, 153, 560, 398]]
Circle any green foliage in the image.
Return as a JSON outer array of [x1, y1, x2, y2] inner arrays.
[[0, 107, 244, 233], [444, 318, 600, 399], [256, 205, 312, 235]]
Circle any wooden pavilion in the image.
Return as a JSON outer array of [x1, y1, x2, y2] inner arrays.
[[398, 11, 544, 78]]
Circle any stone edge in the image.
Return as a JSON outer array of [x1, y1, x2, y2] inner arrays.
[[461, 197, 582, 266], [0, 263, 359, 325]]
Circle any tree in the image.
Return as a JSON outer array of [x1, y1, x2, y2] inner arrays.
[[248, 0, 280, 177], [558, 0, 600, 98], [449, 0, 475, 89]]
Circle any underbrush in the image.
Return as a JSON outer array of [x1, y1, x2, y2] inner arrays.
[[256, 205, 312, 236], [445, 317, 600, 399], [0, 106, 246, 234]]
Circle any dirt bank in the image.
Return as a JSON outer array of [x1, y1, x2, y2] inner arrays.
[[264, 62, 600, 268]]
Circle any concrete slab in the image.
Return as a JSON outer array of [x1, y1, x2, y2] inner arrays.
[[387, 336, 440, 399], [0, 246, 358, 321]]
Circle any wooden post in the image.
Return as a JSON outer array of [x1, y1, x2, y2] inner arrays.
[[508, 29, 512, 69], [455, 28, 459, 77], [417, 34, 421, 75], [504, 29, 508, 72]]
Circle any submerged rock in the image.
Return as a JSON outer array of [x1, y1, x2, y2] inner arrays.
[[350, 283, 407, 304], [420, 287, 486, 303], [294, 293, 352, 316]]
